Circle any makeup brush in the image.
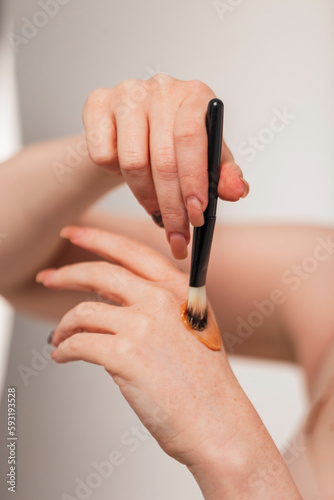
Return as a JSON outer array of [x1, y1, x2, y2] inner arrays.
[[186, 98, 224, 331]]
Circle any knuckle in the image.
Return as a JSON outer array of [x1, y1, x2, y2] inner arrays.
[[135, 314, 151, 335], [161, 207, 187, 225], [115, 338, 137, 361], [120, 78, 140, 92], [178, 170, 204, 185], [85, 88, 110, 108], [109, 273, 129, 293], [149, 73, 172, 88], [121, 155, 147, 175], [153, 287, 174, 309], [154, 168, 177, 182], [65, 334, 81, 354], [75, 301, 99, 319], [154, 143, 175, 161], [174, 120, 203, 145], [188, 79, 212, 93], [65, 320, 80, 335], [86, 137, 118, 168], [64, 307, 81, 329], [61, 307, 76, 325], [89, 149, 114, 167], [153, 154, 177, 180]]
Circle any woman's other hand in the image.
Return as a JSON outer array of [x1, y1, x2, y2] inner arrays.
[[82, 76, 249, 259]]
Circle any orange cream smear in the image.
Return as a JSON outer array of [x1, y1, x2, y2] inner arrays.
[[180, 301, 222, 351]]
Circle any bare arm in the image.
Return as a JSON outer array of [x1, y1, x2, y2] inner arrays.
[[0, 75, 246, 315], [6, 204, 333, 374], [2, 74, 333, 377], [0, 135, 122, 294], [1, 75, 248, 318]]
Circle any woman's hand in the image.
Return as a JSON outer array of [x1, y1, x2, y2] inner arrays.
[[35, 226, 302, 499], [82, 75, 249, 259], [35, 225, 237, 462], [35, 225, 245, 466]]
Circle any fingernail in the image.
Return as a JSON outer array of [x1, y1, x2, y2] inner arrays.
[[47, 330, 55, 345], [36, 272, 46, 283], [186, 196, 204, 227], [60, 227, 85, 240], [59, 227, 71, 239], [151, 211, 164, 228], [35, 269, 56, 284], [240, 179, 250, 198], [169, 232, 188, 260]]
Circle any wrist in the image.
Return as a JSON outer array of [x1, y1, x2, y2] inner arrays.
[[185, 389, 301, 499], [189, 440, 301, 500], [186, 406, 262, 498]]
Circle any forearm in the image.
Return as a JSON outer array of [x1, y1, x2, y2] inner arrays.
[[188, 392, 302, 499], [0, 134, 122, 293]]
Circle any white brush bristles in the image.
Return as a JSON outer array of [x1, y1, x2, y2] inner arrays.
[[187, 285, 208, 330], [188, 286, 207, 314]]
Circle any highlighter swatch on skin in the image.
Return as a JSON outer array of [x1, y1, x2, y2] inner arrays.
[[180, 301, 222, 351]]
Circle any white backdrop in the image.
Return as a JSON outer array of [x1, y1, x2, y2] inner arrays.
[[0, 11, 21, 404], [1, 0, 333, 498]]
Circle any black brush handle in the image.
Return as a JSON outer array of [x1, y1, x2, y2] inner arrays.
[[189, 98, 224, 288]]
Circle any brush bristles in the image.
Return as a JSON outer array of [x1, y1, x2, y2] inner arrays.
[[187, 286, 208, 331]]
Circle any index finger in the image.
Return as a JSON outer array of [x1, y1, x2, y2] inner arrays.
[[60, 225, 184, 282]]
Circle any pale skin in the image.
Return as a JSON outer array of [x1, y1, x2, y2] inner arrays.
[[35, 225, 302, 499], [0, 75, 333, 497], [81, 75, 249, 260]]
